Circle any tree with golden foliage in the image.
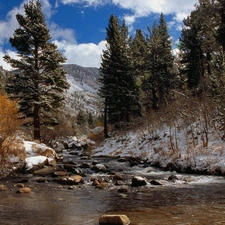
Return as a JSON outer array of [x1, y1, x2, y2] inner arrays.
[[0, 92, 25, 177]]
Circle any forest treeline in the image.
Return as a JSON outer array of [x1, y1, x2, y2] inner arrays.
[[0, 0, 225, 146], [99, 0, 225, 139]]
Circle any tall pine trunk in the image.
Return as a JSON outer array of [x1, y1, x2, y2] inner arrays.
[[33, 43, 41, 142], [33, 103, 41, 141], [104, 97, 109, 138]]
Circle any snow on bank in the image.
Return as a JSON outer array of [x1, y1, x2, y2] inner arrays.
[[25, 156, 48, 170], [24, 141, 56, 170], [93, 125, 225, 174]]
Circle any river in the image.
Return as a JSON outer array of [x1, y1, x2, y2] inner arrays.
[[0, 154, 225, 225]]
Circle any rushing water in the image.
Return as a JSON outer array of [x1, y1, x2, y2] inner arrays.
[[1, 155, 225, 225]]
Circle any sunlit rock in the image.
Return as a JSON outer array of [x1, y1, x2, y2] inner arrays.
[[113, 173, 124, 181], [33, 166, 55, 176], [0, 184, 7, 191], [56, 175, 83, 185], [53, 171, 68, 177], [16, 187, 31, 194], [92, 163, 107, 172], [92, 178, 108, 189]]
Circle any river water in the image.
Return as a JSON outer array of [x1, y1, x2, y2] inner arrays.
[[1, 155, 225, 225]]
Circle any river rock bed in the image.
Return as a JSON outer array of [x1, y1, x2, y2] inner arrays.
[[0, 147, 198, 195]]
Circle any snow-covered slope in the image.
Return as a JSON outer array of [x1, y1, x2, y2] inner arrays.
[[93, 123, 225, 175], [2, 64, 101, 115], [63, 64, 101, 115]]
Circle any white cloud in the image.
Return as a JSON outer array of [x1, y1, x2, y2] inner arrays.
[[41, 0, 55, 19], [60, 0, 109, 7], [60, 0, 198, 19], [112, 0, 197, 17], [0, 0, 199, 70], [54, 40, 106, 68], [112, 0, 198, 32], [59, 0, 198, 35], [0, 1, 27, 45], [0, 49, 19, 71], [49, 23, 77, 43], [0, 0, 55, 45], [0, 39, 106, 70]]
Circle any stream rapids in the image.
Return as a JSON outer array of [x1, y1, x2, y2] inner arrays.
[[0, 150, 225, 225]]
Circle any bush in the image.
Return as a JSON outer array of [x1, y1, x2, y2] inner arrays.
[[0, 92, 24, 177]]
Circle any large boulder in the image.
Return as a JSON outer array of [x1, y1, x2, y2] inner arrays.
[[23, 141, 58, 172], [33, 166, 55, 176], [24, 141, 56, 158], [91, 163, 107, 172], [25, 156, 48, 171], [131, 176, 147, 187], [99, 215, 130, 225]]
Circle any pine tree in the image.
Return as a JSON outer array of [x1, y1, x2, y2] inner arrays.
[[130, 29, 149, 113], [145, 14, 175, 110], [130, 29, 147, 79], [179, 1, 218, 93], [217, 0, 225, 51], [87, 112, 94, 127], [76, 110, 87, 126], [214, 0, 225, 138], [99, 14, 141, 137], [4, 0, 69, 141]]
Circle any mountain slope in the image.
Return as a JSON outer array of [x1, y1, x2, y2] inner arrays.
[[2, 64, 101, 116], [63, 64, 101, 115]]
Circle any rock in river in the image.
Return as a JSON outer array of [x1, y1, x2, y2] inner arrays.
[[0, 184, 7, 191], [16, 187, 31, 194], [99, 214, 130, 225], [131, 176, 147, 187]]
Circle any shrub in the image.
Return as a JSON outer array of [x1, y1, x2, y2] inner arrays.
[[0, 92, 24, 177]]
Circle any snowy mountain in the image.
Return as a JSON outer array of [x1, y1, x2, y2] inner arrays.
[[2, 64, 101, 116], [0, 66, 10, 88], [63, 64, 101, 115]]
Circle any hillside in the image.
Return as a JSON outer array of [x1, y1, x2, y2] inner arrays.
[[3, 64, 101, 116], [63, 64, 101, 115]]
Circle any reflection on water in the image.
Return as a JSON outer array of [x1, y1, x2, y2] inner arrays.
[[108, 183, 225, 224], [1, 158, 225, 225], [0, 183, 112, 225], [1, 181, 225, 225]]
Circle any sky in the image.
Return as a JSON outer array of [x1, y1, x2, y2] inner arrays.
[[0, 0, 198, 70]]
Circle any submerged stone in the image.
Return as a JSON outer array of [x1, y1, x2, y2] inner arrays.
[[16, 187, 31, 194], [99, 214, 130, 225], [0, 184, 7, 191]]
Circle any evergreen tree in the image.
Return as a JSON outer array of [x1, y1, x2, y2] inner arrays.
[[180, 10, 203, 91], [145, 14, 175, 109], [214, 0, 225, 138], [130, 29, 147, 79], [87, 112, 94, 127], [179, 1, 218, 93], [99, 14, 141, 136], [76, 110, 87, 126], [130, 29, 149, 114], [4, 0, 69, 141], [217, 0, 225, 51]]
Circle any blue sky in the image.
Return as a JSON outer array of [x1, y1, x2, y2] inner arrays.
[[0, 0, 198, 70]]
